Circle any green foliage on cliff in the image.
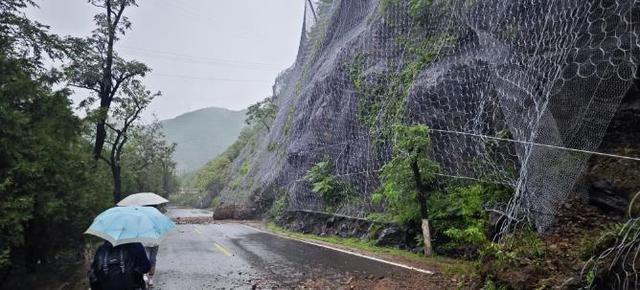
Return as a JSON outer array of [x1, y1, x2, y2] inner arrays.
[[429, 182, 512, 256], [268, 192, 289, 220], [190, 125, 261, 193], [481, 228, 546, 267], [210, 196, 221, 209], [347, 32, 449, 148], [305, 158, 339, 198], [246, 97, 278, 132], [431, 184, 490, 245], [193, 153, 233, 192], [373, 124, 439, 223], [305, 156, 357, 212], [408, 0, 433, 22], [348, 55, 413, 144]]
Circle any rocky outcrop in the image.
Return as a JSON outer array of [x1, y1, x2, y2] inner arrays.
[[277, 211, 373, 239], [275, 211, 419, 249], [374, 226, 407, 247], [213, 203, 254, 220], [576, 80, 640, 217], [588, 180, 629, 217]]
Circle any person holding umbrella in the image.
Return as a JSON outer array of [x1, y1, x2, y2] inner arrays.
[[89, 241, 151, 290], [86, 205, 174, 290], [117, 192, 171, 287]]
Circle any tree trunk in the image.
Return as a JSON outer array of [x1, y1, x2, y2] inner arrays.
[[93, 1, 117, 160], [421, 219, 433, 256], [94, 107, 111, 161], [162, 169, 170, 195], [411, 155, 434, 256], [23, 219, 37, 273], [113, 165, 122, 203], [262, 121, 271, 131]]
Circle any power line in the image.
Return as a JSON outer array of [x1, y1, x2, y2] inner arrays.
[[118, 46, 284, 68], [152, 73, 273, 84], [121, 50, 284, 72]]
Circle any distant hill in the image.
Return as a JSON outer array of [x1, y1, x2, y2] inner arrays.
[[160, 107, 246, 174]]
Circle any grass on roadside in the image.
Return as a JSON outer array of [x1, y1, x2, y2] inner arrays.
[[265, 222, 473, 275]]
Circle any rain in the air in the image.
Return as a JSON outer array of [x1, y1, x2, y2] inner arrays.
[[2, 0, 640, 289]]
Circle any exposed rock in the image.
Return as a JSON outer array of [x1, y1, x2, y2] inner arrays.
[[578, 86, 640, 218], [486, 205, 508, 240], [213, 203, 253, 220], [213, 203, 236, 220], [274, 211, 422, 249], [173, 217, 213, 224], [559, 277, 581, 290], [410, 247, 424, 254], [588, 179, 628, 217], [374, 227, 405, 247]]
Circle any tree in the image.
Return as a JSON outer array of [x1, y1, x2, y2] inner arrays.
[[122, 120, 177, 197], [0, 0, 66, 63], [246, 97, 278, 131], [101, 80, 158, 203], [375, 124, 439, 255], [65, 0, 148, 161], [0, 35, 111, 281]]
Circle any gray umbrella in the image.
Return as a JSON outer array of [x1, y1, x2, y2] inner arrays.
[[117, 192, 169, 207]]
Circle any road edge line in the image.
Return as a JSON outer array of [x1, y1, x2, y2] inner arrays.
[[239, 224, 434, 275]]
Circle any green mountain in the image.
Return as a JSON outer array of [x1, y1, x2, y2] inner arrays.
[[160, 107, 246, 174]]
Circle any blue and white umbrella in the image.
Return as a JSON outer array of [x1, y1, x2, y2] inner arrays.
[[85, 206, 175, 246]]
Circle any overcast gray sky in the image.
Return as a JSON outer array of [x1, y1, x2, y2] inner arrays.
[[27, 0, 304, 121]]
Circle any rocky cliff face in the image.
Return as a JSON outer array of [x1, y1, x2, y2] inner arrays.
[[576, 81, 640, 217], [208, 0, 640, 234]]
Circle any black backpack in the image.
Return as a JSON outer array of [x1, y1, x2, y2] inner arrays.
[[90, 246, 139, 290]]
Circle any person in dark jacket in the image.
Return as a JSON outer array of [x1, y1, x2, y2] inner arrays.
[[89, 241, 151, 290]]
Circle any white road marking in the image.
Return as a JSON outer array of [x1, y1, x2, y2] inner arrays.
[[239, 224, 435, 275]]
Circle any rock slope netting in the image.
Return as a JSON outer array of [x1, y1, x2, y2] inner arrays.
[[210, 0, 640, 231]]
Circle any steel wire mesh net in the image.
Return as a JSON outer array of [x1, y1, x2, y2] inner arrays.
[[217, 0, 640, 232]]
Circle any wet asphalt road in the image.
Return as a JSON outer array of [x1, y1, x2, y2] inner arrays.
[[153, 209, 407, 289]]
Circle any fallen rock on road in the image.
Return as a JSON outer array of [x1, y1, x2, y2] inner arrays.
[[172, 216, 213, 224]]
